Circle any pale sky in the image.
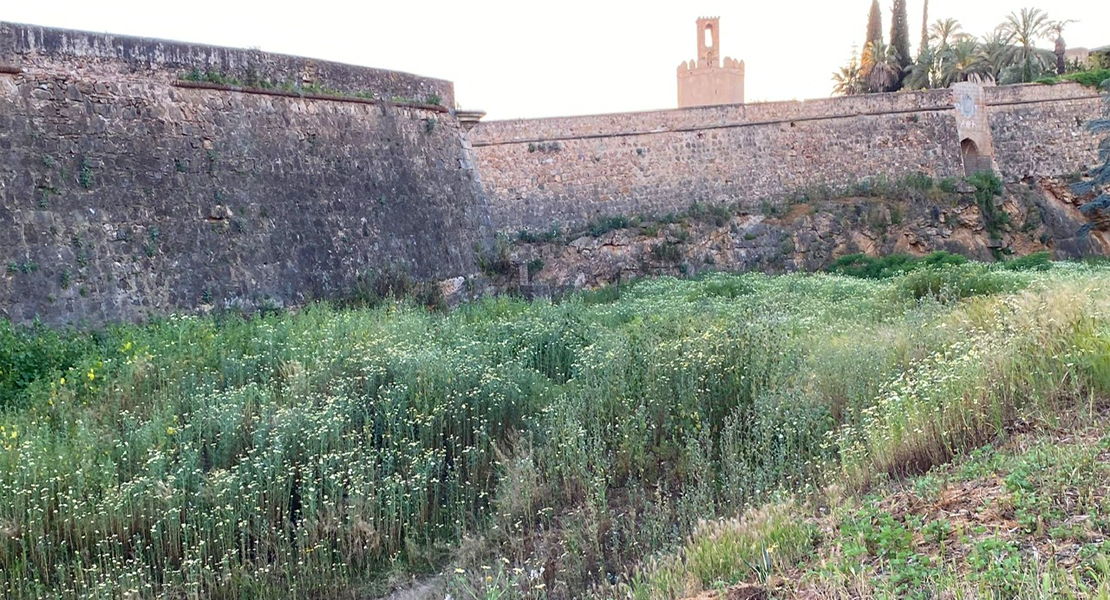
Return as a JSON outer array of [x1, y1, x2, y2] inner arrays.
[[2, 1, 1106, 120]]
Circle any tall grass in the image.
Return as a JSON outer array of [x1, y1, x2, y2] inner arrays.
[[1, 264, 1109, 598]]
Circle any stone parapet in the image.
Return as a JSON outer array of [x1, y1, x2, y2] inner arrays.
[[0, 21, 454, 107]]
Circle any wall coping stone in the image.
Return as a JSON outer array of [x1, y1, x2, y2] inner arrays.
[[1, 21, 455, 107], [470, 105, 954, 147], [172, 80, 451, 114], [472, 82, 1103, 147]]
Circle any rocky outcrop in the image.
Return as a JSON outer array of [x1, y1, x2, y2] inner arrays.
[[493, 179, 1110, 296]]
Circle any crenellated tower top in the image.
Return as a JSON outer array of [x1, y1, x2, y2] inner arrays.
[[677, 17, 745, 107]]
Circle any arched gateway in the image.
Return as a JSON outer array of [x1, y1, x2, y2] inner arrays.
[[961, 138, 993, 176]]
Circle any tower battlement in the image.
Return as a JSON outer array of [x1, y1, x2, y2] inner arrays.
[[677, 17, 745, 107]]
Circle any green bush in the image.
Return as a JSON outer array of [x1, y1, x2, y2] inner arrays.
[[650, 241, 684, 263], [0, 322, 95, 409], [588, 215, 632, 237], [1038, 68, 1110, 89], [826, 251, 967, 279], [895, 264, 1019, 301], [967, 172, 1009, 238], [689, 201, 734, 227], [902, 172, 936, 191], [1004, 251, 1053, 271]]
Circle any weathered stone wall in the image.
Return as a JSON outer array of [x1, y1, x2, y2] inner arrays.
[[472, 83, 1102, 234], [0, 22, 1103, 325], [985, 84, 1103, 180], [0, 23, 488, 325], [472, 90, 964, 233], [0, 22, 453, 105]]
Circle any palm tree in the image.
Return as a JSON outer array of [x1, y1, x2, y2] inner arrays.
[[942, 37, 985, 86], [929, 19, 965, 86], [1002, 7, 1053, 83], [903, 47, 937, 90], [863, 41, 902, 93], [832, 54, 866, 96], [929, 18, 964, 52], [1047, 20, 1077, 75], [978, 27, 1017, 82]]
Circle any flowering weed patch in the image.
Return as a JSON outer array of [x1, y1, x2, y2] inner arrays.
[[0, 265, 1108, 598]]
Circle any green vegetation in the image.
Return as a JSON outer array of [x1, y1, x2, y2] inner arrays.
[[1003, 250, 1053, 271], [967, 171, 1010, 239], [587, 215, 633, 237], [634, 412, 1110, 599], [838, 5, 1089, 94], [1036, 68, 1110, 88], [2, 264, 1110, 598], [826, 250, 967, 279], [180, 67, 241, 86], [77, 158, 93, 189], [890, 0, 912, 87], [649, 241, 683, 263], [5, 261, 38, 275], [517, 172, 1006, 249], [516, 225, 563, 244], [687, 201, 734, 227], [829, 251, 1024, 303]]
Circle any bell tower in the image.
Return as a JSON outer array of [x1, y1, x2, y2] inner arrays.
[[677, 17, 745, 107], [697, 17, 720, 68]]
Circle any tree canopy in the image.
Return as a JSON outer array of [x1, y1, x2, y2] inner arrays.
[[833, 3, 1086, 96], [890, 0, 913, 88]]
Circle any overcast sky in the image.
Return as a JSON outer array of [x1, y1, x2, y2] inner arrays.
[[3, 0, 1106, 120]]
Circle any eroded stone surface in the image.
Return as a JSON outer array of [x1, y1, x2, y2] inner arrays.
[[503, 180, 1109, 294], [0, 22, 488, 325]]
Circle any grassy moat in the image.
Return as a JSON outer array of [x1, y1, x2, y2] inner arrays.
[[2, 261, 1110, 599]]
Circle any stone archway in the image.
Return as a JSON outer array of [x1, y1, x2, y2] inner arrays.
[[961, 138, 992, 176]]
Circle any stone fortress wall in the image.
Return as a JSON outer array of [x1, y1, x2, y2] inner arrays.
[[0, 21, 1105, 324], [471, 83, 1103, 233], [0, 22, 490, 325]]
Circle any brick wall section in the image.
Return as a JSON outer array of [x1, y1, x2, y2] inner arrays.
[[0, 26, 487, 325], [472, 84, 1102, 233]]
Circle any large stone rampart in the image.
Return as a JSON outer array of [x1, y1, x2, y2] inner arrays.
[[984, 84, 1103, 180], [0, 22, 487, 325], [0, 21, 1104, 325], [0, 22, 452, 105], [472, 83, 1102, 233]]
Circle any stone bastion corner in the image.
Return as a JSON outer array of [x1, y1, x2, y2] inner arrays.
[[0, 21, 492, 325]]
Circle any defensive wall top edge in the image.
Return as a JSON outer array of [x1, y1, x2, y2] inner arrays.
[[471, 88, 955, 145], [0, 21, 454, 107], [470, 82, 1100, 146]]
